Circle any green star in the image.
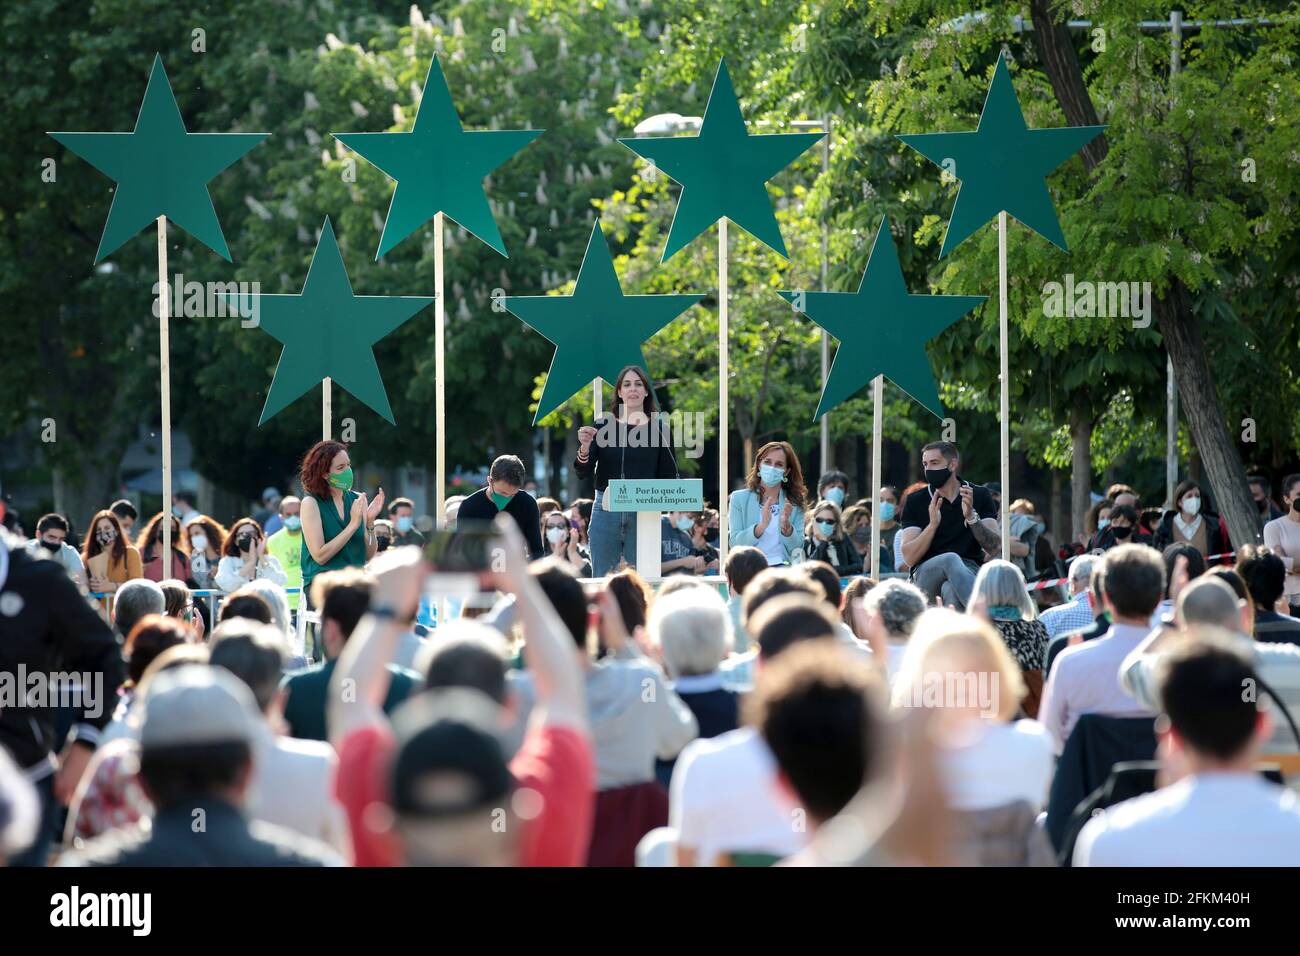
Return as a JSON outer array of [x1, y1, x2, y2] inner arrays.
[[619, 58, 824, 262], [333, 54, 544, 259], [504, 222, 702, 423], [232, 219, 433, 425], [48, 54, 267, 264], [779, 216, 986, 420], [896, 53, 1106, 258]]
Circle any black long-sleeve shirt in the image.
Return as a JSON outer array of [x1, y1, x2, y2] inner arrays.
[[456, 487, 547, 561], [0, 539, 125, 771], [573, 415, 680, 491]]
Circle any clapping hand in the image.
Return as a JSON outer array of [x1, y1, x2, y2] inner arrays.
[[366, 487, 386, 522]]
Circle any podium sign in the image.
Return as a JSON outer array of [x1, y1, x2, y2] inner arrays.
[[605, 478, 703, 512]]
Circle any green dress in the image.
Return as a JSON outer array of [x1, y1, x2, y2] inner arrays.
[[301, 490, 367, 597]]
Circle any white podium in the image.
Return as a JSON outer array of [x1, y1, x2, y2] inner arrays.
[[605, 478, 704, 582]]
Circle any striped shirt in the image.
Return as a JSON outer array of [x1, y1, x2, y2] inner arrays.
[[1039, 591, 1095, 639]]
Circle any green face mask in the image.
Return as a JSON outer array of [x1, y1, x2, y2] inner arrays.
[[328, 467, 354, 491], [491, 489, 512, 511]]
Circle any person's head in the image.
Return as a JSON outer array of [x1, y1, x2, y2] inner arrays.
[[217, 589, 274, 628], [108, 499, 139, 538], [860, 578, 928, 643], [799, 561, 842, 613], [1155, 631, 1270, 770], [372, 518, 395, 552], [1176, 576, 1249, 635], [1107, 503, 1139, 540], [261, 487, 282, 514], [387, 689, 518, 866], [746, 441, 808, 509], [840, 576, 878, 637], [114, 578, 166, 639], [741, 568, 822, 633], [1281, 474, 1300, 515], [1066, 553, 1100, 597], [1206, 567, 1256, 636], [1248, 475, 1272, 510], [444, 495, 466, 527], [570, 499, 593, 537], [158, 577, 198, 625], [606, 568, 652, 632], [1106, 483, 1139, 511], [817, 470, 850, 508], [384, 497, 415, 538], [530, 559, 588, 649], [185, 516, 227, 555], [1161, 542, 1206, 598], [1172, 479, 1204, 517], [920, 441, 960, 488], [124, 614, 193, 686], [749, 594, 840, 662], [536, 497, 562, 521], [751, 642, 885, 826], [695, 509, 718, 540], [970, 559, 1037, 621], [136, 511, 185, 558], [135, 665, 260, 811], [487, 455, 526, 503], [1086, 498, 1115, 536], [222, 518, 265, 558], [309, 569, 375, 658], [83, 509, 128, 564], [611, 364, 658, 416], [891, 608, 1026, 723], [1008, 498, 1035, 516], [209, 621, 289, 715], [542, 510, 573, 549], [878, 485, 900, 522], [649, 585, 731, 679], [1236, 544, 1287, 612], [724, 546, 769, 600], [240, 579, 291, 639], [984, 481, 1001, 507], [299, 440, 352, 498], [1100, 544, 1166, 622], [810, 500, 844, 542], [418, 622, 511, 705], [279, 496, 302, 531], [34, 514, 70, 555]]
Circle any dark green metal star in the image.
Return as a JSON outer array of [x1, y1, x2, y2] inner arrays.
[[505, 222, 703, 423], [896, 53, 1106, 257], [619, 58, 824, 262], [333, 54, 544, 259], [230, 219, 433, 425], [779, 217, 986, 420], [48, 54, 268, 264]]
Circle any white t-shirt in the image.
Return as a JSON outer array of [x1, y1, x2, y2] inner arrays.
[[756, 502, 786, 566], [939, 720, 1055, 811], [670, 727, 806, 864], [885, 642, 909, 684], [1074, 773, 1300, 866]]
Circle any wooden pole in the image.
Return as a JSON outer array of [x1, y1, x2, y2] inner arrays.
[[998, 211, 1010, 561], [156, 216, 172, 575], [435, 211, 446, 527], [871, 374, 883, 579], [718, 218, 729, 573], [322, 379, 331, 440]]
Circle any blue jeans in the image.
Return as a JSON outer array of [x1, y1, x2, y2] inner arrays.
[[589, 492, 635, 577], [913, 552, 981, 609]]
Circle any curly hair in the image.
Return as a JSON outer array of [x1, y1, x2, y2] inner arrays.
[[299, 440, 349, 499], [744, 440, 808, 509], [184, 515, 229, 554], [135, 512, 189, 561]]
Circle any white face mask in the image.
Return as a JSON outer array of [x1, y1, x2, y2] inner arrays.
[[190, 534, 209, 552], [546, 526, 567, 545], [1182, 496, 1201, 516]]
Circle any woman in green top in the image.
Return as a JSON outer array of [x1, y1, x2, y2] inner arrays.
[[297, 440, 385, 607]]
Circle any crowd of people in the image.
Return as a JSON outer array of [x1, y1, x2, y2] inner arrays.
[[2, 425, 1299, 868]]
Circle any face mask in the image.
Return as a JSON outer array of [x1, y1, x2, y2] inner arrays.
[[96, 529, 116, 546], [284, 516, 302, 532], [1113, 525, 1133, 539], [328, 467, 354, 491], [172, 505, 183, 518], [1181, 496, 1201, 516], [1098, 518, 1111, 531], [376, 536, 391, 552], [676, 517, 695, 534], [546, 526, 567, 545], [190, 534, 209, 552], [706, 531, 720, 545], [924, 466, 952, 488], [1293, 498, 1300, 514], [816, 520, 836, 537], [238, 535, 256, 552], [851, 527, 871, 544], [396, 516, 413, 533], [490, 487, 512, 510], [41, 539, 62, 554], [824, 487, 846, 507], [759, 464, 785, 487], [878, 501, 896, 522]]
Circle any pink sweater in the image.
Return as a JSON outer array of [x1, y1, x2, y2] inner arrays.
[[1263, 515, 1300, 598]]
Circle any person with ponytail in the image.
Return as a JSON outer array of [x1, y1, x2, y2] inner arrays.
[[296, 441, 384, 609]]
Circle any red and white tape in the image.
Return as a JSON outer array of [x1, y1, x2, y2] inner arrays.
[[1029, 551, 1237, 591]]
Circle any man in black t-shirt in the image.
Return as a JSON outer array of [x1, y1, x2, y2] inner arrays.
[[455, 456, 546, 561], [898, 441, 999, 609]]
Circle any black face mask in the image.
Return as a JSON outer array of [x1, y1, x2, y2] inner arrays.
[[41, 539, 61, 554], [1113, 525, 1133, 539], [1293, 498, 1300, 515], [924, 466, 952, 488], [376, 536, 391, 552]]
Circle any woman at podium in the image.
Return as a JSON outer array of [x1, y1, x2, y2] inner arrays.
[[728, 441, 807, 566], [575, 365, 680, 576]]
